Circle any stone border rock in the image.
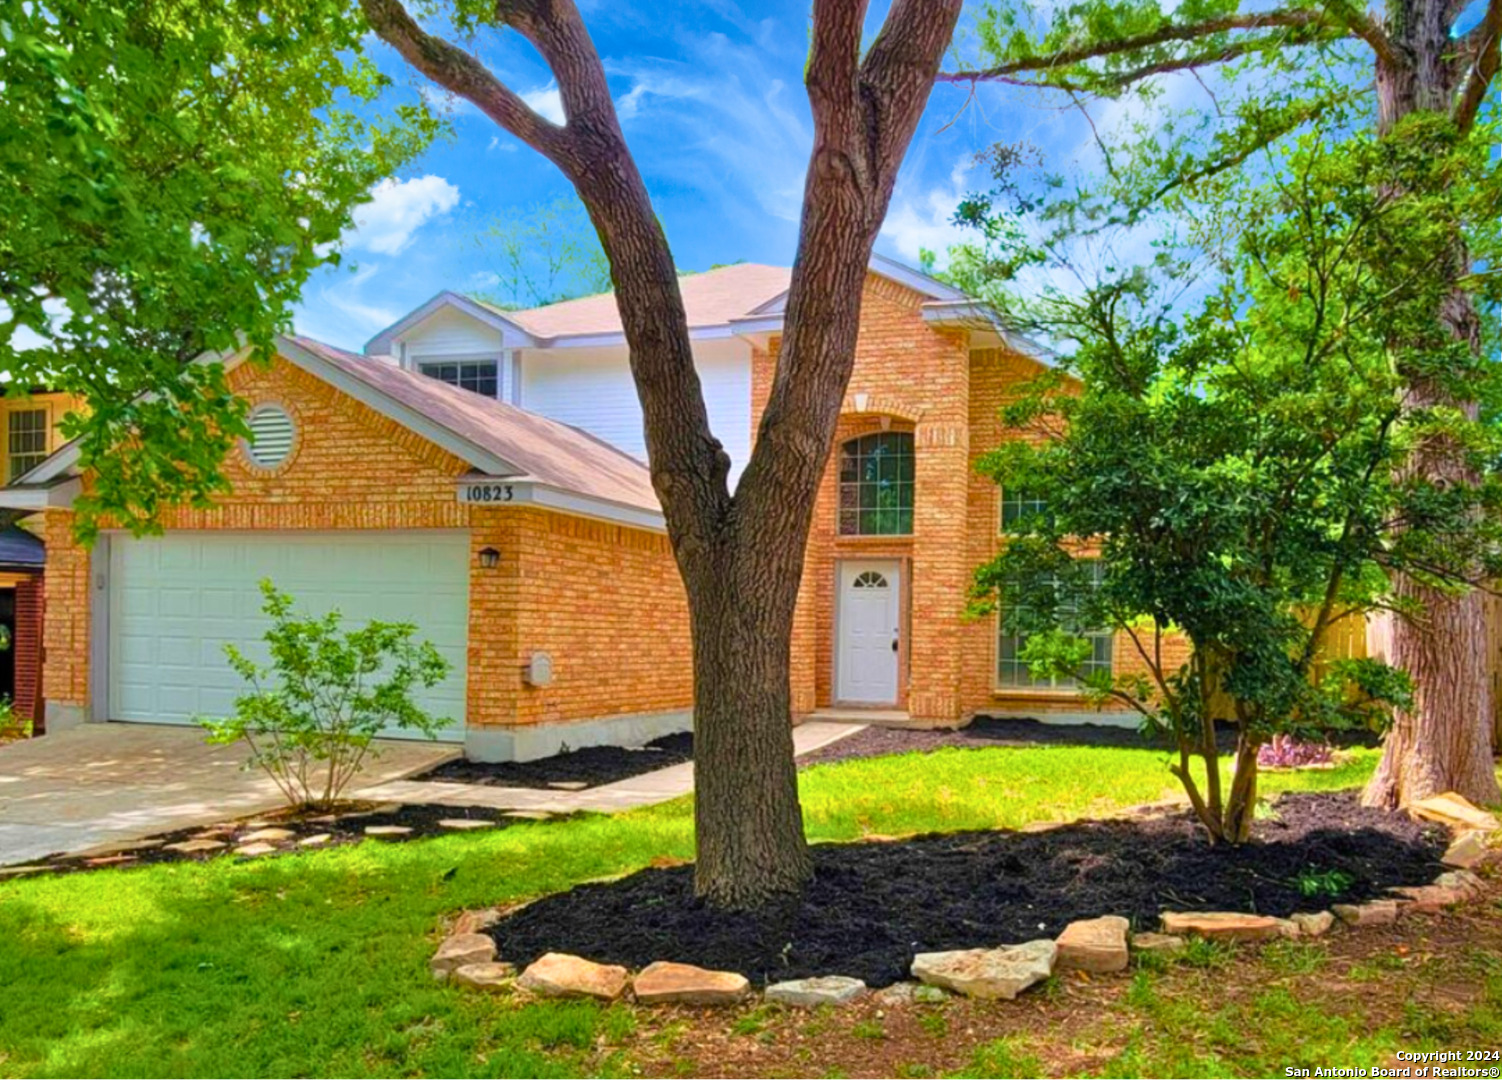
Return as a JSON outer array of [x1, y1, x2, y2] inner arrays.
[[427, 792, 1496, 1008]]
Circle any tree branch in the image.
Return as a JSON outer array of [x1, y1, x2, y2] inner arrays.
[[1454, 0, 1502, 132], [358, 0, 570, 162], [941, 4, 1403, 89], [361, 0, 728, 549], [939, 9, 1333, 84]]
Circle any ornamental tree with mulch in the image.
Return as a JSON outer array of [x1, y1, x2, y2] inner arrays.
[[942, 0, 1502, 820], [358, 0, 961, 908], [966, 120, 1502, 844]]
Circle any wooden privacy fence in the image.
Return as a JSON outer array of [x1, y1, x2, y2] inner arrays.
[[1324, 604, 1502, 751]]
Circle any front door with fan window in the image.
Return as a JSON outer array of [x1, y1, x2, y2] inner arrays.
[[836, 560, 901, 705]]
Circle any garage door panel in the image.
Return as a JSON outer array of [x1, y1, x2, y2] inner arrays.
[[108, 532, 468, 739]]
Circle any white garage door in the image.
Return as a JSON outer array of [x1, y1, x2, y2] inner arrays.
[[107, 531, 469, 741]]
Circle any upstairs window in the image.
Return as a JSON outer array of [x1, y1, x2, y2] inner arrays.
[[420, 359, 499, 399], [997, 560, 1112, 688], [7, 408, 47, 481], [838, 431, 914, 536], [1001, 488, 1048, 532]]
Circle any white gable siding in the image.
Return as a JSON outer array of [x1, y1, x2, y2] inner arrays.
[[519, 339, 753, 484], [400, 307, 505, 358]]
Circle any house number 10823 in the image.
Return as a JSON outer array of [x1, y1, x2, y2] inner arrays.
[[460, 482, 515, 504]]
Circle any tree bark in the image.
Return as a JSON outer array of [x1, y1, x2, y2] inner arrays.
[[359, 0, 961, 908], [1364, 0, 1502, 808]]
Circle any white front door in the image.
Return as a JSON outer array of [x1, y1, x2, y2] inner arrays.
[[836, 559, 901, 705]]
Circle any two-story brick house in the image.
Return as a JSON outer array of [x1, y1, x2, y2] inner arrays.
[[8, 257, 1125, 760]]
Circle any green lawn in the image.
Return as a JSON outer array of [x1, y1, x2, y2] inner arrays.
[[0, 744, 1395, 1078]]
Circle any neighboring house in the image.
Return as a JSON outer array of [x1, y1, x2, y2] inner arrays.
[[1, 256, 1150, 761], [0, 390, 76, 732]]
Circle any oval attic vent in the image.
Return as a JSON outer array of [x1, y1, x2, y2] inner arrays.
[[245, 405, 295, 468]]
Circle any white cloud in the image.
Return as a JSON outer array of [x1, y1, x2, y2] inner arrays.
[[879, 158, 975, 266], [345, 175, 461, 256], [521, 84, 567, 125], [487, 135, 518, 152], [469, 270, 501, 289]]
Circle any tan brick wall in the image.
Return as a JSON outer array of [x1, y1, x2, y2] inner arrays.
[[755, 274, 974, 725], [966, 347, 1189, 718], [500, 508, 692, 727], [42, 353, 693, 734]]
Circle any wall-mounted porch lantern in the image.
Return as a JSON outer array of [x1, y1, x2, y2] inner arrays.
[[477, 546, 500, 570]]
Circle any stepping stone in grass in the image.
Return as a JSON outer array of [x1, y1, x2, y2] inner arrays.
[[1159, 912, 1283, 943], [438, 819, 495, 831], [240, 827, 296, 844], [1130, 932, 1185, 955], [911, 940, 1057, 1000], [165, 839, 227, 855], [234, 842, 277, 858], [502, 810, 553, 821], [430, 933, 497, 979], [452, 962, 516, 990], [1443, 830, 1491, 869], [632, 961, 751, 1006], [1390, 884, 1470, 913], [1055, 915, 1130, 973], [297, 834, 333, 847], [517, 952, 629, 1001], [364, 825, 413, 838], [1332, 899, 1399, 927], [765, 976, 867, 1007], [1289, 911, 1335, 938], [871, 982, 919, 1006], [83, 855, 137, 867]]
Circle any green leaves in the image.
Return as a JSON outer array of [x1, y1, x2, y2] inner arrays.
[[0, 0, 436, 537], [198, 580, 452, 810], [964, 120, 1502, 839]]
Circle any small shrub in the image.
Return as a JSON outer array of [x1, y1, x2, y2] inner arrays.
[[198, 580, 451, 810], [1296, 868, 1356, 899], [0, 697, 30, 741]]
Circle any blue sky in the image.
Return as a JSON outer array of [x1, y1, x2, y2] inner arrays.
[[292, 1, 1111, 350]]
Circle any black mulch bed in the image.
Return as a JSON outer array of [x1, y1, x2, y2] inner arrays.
[[487, 790, 1448, 988], [797, 715, 1382, 768], [5, 802, 552, 880], [415, 732, 694, 790]]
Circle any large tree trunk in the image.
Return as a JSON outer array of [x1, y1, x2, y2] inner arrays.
[[360, 0, 962, 908], [1364, 2, 1502, 808], [688, 553, 811, 905]]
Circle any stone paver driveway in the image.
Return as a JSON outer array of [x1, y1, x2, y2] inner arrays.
[[0, 723, 456, 866]]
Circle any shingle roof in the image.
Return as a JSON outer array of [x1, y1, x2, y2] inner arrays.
[[286, 337, 660, 514], [481, 263, 793, 339], [0, 525, 43, 568]]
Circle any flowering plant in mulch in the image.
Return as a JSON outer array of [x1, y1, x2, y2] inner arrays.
[[1257, 734, 1335, 770]]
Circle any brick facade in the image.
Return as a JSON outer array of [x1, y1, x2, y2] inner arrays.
[[755, 274, 1159, 727], [41, 354, 692, 742]]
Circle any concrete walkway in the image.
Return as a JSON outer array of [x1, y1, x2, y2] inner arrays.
[[0, 724, 457, 866], [355, 720, 866, 814]]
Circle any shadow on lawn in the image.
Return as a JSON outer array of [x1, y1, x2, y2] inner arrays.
[[488, 790, 1449, 988], [0, 828, 648, 1078]]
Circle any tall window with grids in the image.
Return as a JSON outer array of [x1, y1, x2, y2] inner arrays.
[[837, 431, 914, 536], [7, 408, 48, 482], [418, 359, 499, 398], [997, 560, 1113, 688]]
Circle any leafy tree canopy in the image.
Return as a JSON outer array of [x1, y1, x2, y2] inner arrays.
[[965, 115, 1502, 842], [0, 0, 435, 539]]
